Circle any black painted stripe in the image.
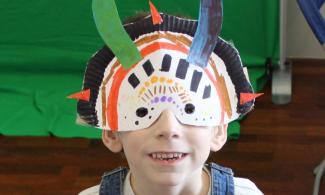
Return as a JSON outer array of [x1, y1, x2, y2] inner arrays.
[[128, 73, 140, 88], [190, 70, 202, 92], [160, 54, 172, 72], [203, 85, 211, 99], [176, 59, 189, 79], [143, 60, 154, 76]]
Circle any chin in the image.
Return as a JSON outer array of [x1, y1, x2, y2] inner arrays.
[[150, 172, 187, 186]]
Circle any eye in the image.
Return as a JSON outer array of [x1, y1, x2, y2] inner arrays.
[[184, 103, 195, 114], [136, 107, 148, 117]]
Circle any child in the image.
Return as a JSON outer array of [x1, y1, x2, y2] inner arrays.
[[70, 0, 263, 194]]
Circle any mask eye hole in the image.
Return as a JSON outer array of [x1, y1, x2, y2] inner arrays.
[[184, 103, 195, 114], [136, 107, 148, 118]]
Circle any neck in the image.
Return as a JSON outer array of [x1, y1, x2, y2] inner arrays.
[[130, 167, 210, 195]]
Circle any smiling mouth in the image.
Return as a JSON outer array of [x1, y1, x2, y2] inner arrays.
[[149, 152, 188, 161]]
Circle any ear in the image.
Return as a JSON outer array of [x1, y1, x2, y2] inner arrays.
[[102, 130, 123, 153], [210, 124, 228, 152]]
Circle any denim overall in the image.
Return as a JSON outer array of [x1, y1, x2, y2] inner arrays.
[[99, 163, 234, 195]]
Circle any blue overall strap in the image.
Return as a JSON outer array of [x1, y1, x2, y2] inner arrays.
[[99, 167, 129, 195], [208, 162, 235, 195]]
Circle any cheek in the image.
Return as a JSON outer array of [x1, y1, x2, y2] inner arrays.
[[120, 131, 147, 158], [188, 129, 213, 151]]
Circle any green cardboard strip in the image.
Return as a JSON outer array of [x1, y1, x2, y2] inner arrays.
[[92, 0, 142, 69]]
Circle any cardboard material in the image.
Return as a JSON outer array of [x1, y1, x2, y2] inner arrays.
[[74, 1, 257, 132], [149, 1, 163, 25], [187, 0, 223, 68], [92, 0, 142, 69], [77, 27, 254, 131], [68, 89, 90, 102], [240, 93, 263, 105], [96, 36, 239, 131]]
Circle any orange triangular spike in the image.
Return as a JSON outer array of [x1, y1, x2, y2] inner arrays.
[[149, 1, 163, 25], [67, 89, 90, 102], [240, 93, 263, 105]]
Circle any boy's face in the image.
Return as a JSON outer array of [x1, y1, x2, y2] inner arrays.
[[102, 110, 227, 186]]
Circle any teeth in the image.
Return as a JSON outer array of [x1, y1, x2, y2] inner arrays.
[[150, 152, 184, 160]]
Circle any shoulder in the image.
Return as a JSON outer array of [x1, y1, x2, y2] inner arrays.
[[78, 185, 100, 195], [206, 163, 263, 194], [78, 167, 129, 195], [234, 177, 263, 195]]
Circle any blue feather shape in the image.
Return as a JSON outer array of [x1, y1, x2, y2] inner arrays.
[[187, 0, 223, 68]]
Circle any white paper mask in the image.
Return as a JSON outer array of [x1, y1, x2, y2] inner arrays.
[[74, 26, 255, 131], [67, 1, 260, 131]]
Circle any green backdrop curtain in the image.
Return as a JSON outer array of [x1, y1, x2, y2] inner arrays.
[[0, 0, 279, 139]]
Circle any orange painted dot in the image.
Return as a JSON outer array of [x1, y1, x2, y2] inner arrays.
[[167, 79, 173, 84], [139, 87, 146, 95], [160, 77, 166, 83], [151, 76, 158, 84]]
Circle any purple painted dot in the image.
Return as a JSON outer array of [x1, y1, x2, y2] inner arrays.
[[160, 96, 167, 102], [154, 97, 159, 103], [167, 97, 173, 102], [173, 101, 176, 104]]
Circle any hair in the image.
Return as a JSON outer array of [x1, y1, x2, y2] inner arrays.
[[123, 11, 150, 24], [123, 11, 192, 24]]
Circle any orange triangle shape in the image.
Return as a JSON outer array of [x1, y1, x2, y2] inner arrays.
[[149, 1, 163, 25], [240, 93, 263, 105], [67, 89, 90, 102]]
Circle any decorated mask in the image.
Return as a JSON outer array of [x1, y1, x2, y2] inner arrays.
[[68, 0, 262, 132]]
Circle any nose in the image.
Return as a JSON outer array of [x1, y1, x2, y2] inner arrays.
[[153, 110, 182, 139]]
